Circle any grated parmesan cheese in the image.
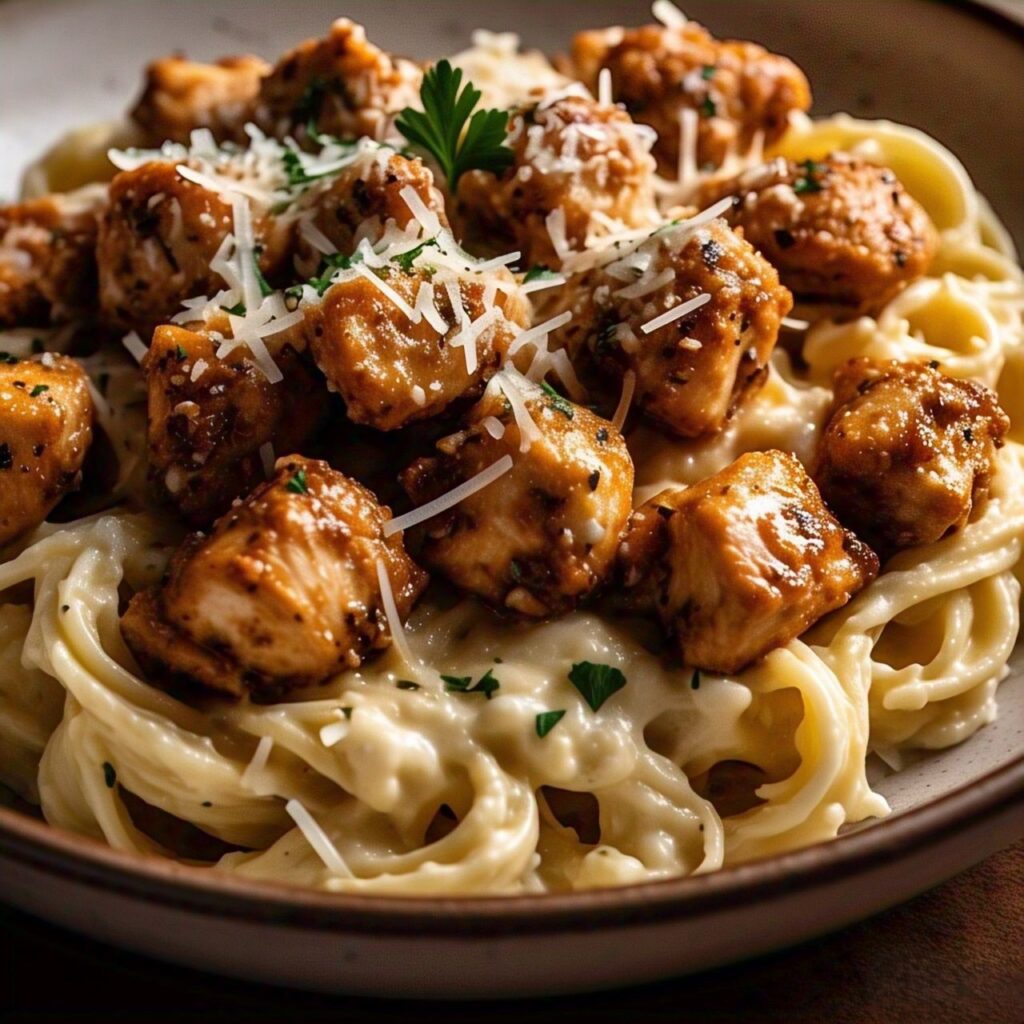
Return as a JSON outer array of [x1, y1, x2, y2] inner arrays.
[[375, 558, 416, 667], [612, 369, 636, 430], [641, 292, 712, 334], [285, 799, 353, 878], [122, 331, 148, 363]]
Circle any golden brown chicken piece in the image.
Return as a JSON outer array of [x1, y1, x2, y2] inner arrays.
[[618, 450, 878, 673], [400, 374, 634, 617], [144, 323, 329, 525], [568, 21, 811, 174], [455, 93, 659, 267], [291, 148, 448, 272], [0, 355, 94, 546], [97, 162, 289, 335], [696, 155, 937, 312], [129, 55, 270, 146], [551, 216, 790, 437], [0, 191, 102, 328], [311, 265, 530, 431], [813, 359, 1010, 555], [121, 456, 427, 698], [255, 19, 422, 144]]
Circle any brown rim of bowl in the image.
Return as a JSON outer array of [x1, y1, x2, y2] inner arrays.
[[0, 0, 1023, 940]]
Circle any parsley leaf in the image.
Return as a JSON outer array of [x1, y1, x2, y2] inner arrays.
[[535, 710, 566, 738], [699, 96, 717, 118], [285, 468, 309, 494], [310, 249, 364, 296], [174, 345, 188, 361], [222, 301, 246, 316], [30, 384, 49, 397], [396, 59, 514, 188], [701, 64, 717, 80], [443, 669, 500, 699], [253, 251, 273, 297], [540, 380, 574, 419], [568, 661, 627, 712]]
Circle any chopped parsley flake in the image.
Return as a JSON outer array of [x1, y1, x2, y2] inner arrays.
[[701, 65, 716, 80], [174, 345, 188, 361], [540, 380, 574, 419], [222, 301, 246, 316], [442, 669, 500, 699], [310, 249, 364, 295], [285, 468, 309, 494], [793, 159, 825, 194], [30, 384, 49, 397], [568, 661, 627, 712], [524, 264, 557, 283], [0, 352, 19, 365], [535, 710, 566, 738], [699, 96, 717, 118], [253, 250, 273, 297], [393, 238, 438, 273]]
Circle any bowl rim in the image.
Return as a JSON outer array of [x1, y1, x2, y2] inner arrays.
[[0, 0, 1022, 939]]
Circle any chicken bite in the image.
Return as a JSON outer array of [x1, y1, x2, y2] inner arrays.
[[618, 450, 877, 673], [567, 20, 811, 174], [129, 55, 270, 146], [0, 191, 102, 328], [143, 322, 329, 525], [291, 148, 448, 273], [696, 155, 937, 312], [121, 456, 427, 698], [0, 355, 94, 546], [551, 215, 790, 437], [97, 162, 288, 335], [400, 374, 634, 617], [455, 92, 659, 267], [813, 359, 1010, 554], [311, 262, 530, 431], [255, 18, 422, 144]]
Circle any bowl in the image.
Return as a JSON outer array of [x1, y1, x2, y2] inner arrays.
[[0, 0, 1021, 998]]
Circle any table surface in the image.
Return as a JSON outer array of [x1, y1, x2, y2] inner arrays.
[[1, 839, 1021, 1024]]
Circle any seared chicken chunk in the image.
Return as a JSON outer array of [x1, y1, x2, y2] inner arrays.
[[121, 456, 427, 697], [551, 216, 790, 437], [292, 148, 448, 273], [312, 264, 530, 431], [130, 55, 270, 146], [256, 19, 422, 143], [813, 359, 1010, 554], [98, 162, 288, 335], [618, 450, 877, 673], [0, 191, 102, 328], [400, 375, 634, 617], [0, 355, 94, 546], [697, 155, 937, 311], [568, 21, 811, 174], [455, 93, 659, 267], [144, 323, 328, 525]]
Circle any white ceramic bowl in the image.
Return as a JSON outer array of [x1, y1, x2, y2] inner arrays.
[[0, 0, 1021, 998]]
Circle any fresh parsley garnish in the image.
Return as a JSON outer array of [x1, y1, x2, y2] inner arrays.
[[540, 380, 574, 419], [793, 159, 825, 194], [691, 669, 701, 690], [30, 384, 49, 397], [174, 345, 188, 361], [310, 250, 364, 295], [568, 661, 626, 712], [699, 96, 717, 118], [102, 762, 117, 788], [0, 352, 19, 364], [535, 710, 566, 738], [442, 669, 500, 699], [396, 59, 514, 188], [285, 468, 309, 494], [396, 679, 421, 691], [523, 264, 557, 283], [393, 238, 438, 273], [701, 65, 717, 80], [222, 301, 246, 316]]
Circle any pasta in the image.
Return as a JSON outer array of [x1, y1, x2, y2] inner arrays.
[[0, 10, 1021, 897]]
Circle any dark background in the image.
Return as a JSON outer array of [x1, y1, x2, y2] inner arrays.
[[2, 840, 1021, 1024]]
